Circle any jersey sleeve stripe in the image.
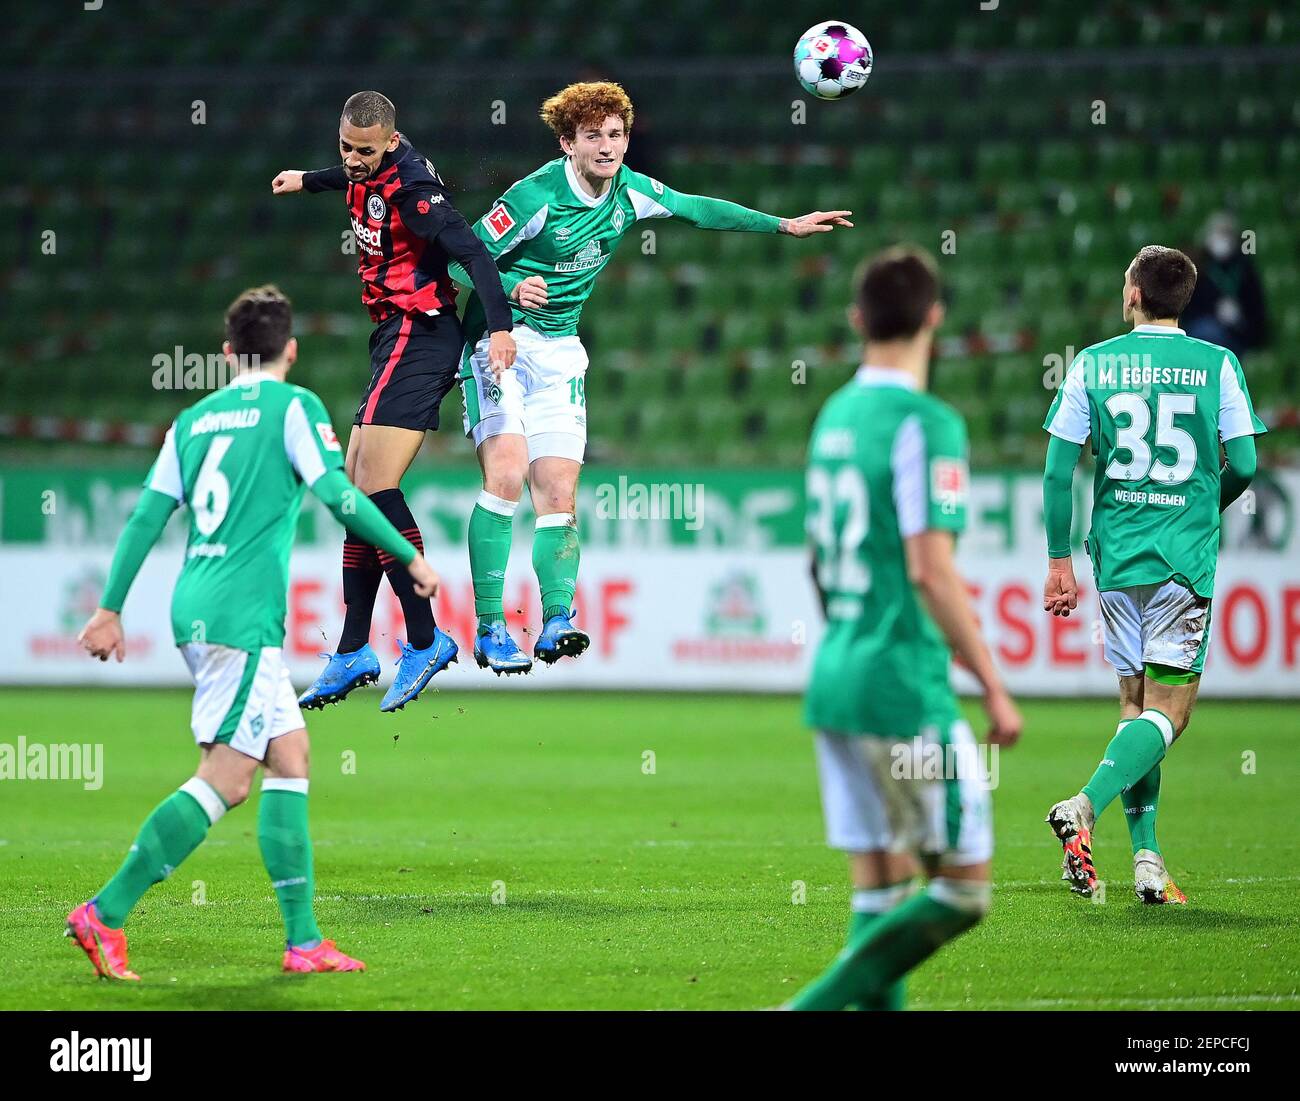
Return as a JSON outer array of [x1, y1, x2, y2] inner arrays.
[[284, 396, 327, 487], [627, 187, 672, 220], [1044, 363, 1091, 443], [891, 413, 927, 539], [1218, 354, 1257, 441], [146, 424, 185, 501]]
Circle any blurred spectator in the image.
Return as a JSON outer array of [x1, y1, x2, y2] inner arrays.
[[1182, 212, 1268, 357]]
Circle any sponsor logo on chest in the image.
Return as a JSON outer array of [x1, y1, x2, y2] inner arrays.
[[351, 215, 383, 256], [555, 239, 606, 273]]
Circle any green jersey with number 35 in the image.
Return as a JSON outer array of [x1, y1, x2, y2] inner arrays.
[[1043, 325, 1266, 597], [804, 367, 970, 738], [143, 372, 346, 650]]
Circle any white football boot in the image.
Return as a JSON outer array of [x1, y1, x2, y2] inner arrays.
[[1133, 849, 1187, 905]]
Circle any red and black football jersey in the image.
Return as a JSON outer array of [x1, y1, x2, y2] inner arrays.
[[303, 138, 512, 331]]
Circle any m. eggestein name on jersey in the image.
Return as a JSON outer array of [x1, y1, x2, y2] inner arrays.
[[1096, 360, 1209, 390]]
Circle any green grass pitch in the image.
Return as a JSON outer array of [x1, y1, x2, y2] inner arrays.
[[1, 688, 1296, 1010]]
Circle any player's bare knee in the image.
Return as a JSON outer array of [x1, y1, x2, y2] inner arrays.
[[201, 772, 251, 809], [483, 468, 525, 502], [264, 730, 309, 779], [535, 492, 576, 516]]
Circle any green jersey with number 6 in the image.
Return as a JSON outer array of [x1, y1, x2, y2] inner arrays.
[[1042, 325, 1266, 597], [805, 367, 970, 738], [143, 372, 346, 650]]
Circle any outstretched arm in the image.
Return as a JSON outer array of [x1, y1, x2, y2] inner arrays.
[[627, 175, 851, 235], [272, 166, 349, 194], [1042, 435, 1083, 617]]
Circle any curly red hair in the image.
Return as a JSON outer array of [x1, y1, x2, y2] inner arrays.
[[539, 81, 634, 140]]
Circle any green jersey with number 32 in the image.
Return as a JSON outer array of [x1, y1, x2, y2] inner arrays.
[[804, 367, 970, 738], [1042, 325, 1266, 597], [143, 372, 346, 650]]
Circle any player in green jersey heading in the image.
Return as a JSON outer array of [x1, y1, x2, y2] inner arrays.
[[70, 286, 439, 979], [1041, 246, 1266, 904], [787, 247, 1022, 1012], [447, 81, 853, 673]]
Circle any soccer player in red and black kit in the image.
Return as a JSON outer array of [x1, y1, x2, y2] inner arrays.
[[272, 91, 515, 712]]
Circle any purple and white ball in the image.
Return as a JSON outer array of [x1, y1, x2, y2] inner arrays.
[[794, 21, 873, 100]]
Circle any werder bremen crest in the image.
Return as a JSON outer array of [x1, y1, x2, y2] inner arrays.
[[486, 381, 504, 405], [704, 572, 767, 638]]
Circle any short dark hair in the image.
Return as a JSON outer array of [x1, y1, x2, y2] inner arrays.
[[854, 246, 941, 341], [342, 90, 396, 132], [1130, 245, 1197, 321], [224, 284, 292, 362]]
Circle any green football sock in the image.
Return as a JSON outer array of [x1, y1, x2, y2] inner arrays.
[[533, 513, 580, 621], [258, 779, 320, 948], [94, 779, 225, 928], [1081, 709, 1173, 818], [847, 882, 916, 1010], [1123, 763, 1162, 856], [469, 492, 518, 631], [787, 879, 989, 1011]]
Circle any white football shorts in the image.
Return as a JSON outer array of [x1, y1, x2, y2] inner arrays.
[[813, 720, 994, 867], [459, 323, 588, 463], [179, 643, 305, 761], [1098, 579, 1212, 677]]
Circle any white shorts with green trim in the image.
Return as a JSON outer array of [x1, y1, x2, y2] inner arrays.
[[1098, 579, 1212, 677], [813, 720, 993, 867], [179, 643, 304, 761], [459, 323, 588, 463]]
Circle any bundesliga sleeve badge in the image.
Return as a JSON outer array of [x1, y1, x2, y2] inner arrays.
[[931, 457, 968, 513], [485, 202, 515, 241]]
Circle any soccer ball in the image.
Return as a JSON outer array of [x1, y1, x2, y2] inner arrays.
[[794, 21, 873, 100]]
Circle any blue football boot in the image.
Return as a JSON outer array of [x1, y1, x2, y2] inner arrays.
[[473, 621, 533, 676], [297, 644, 381, 710], [532, 609, 590, 665], [379, 629, 459, 712]]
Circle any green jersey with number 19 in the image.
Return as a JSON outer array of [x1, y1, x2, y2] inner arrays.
[[1042, 325, 1266, 597], [804, 367, 970, 738], [456, 156, 780, 341], [143, 372, 346, 651]]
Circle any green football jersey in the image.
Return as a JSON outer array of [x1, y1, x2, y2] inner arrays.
[[458, 156, 780, 339], [804, 367, 970, 738], [1042, 325, 1266, 597], [143, 372, 346, 650]]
